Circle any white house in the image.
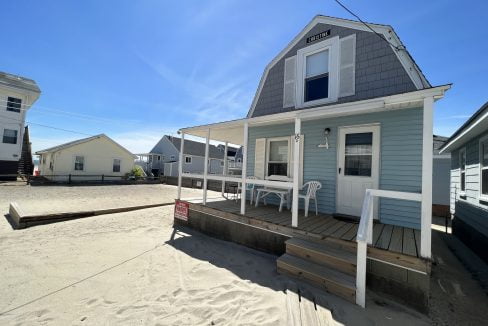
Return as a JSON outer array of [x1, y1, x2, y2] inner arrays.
[[0, 71, 41, 179], [36, 134, 136, 181]]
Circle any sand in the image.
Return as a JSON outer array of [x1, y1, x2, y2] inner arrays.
[[0, 184, 433, 325]]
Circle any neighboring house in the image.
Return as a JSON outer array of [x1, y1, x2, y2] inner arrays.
[[439, 101, 488, 263], [0, 72, 41, 179], [36, 134, 135, 181], [176, 15, 451, 308], [433, 135, 451, 216], [138, 135, 230, 176]]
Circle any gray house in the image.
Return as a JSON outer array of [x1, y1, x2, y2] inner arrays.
[[176, 15, 451, 308], [439, 101, 488, 263], [137, 135, 229, 176], [433, 135, 451, 216]]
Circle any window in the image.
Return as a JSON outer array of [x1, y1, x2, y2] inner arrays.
[[42, 156, 46, 164], [459, 148, 466, 193], [113, 159, 121, 172], [481, 138, 488, 197], [74, 156, 84, 171], [185, 156, 192, 164], [220, 160, 224, 167], [2, 129, 17, 144], [344, 133, 372, 176], [6, 97, 21, 113], [305, 50, 329, 102], [171, 155, 175, 160], [296, 36, 339, 108], [157, 155, 161, 161], [237, 158, 241, 163], [267, 139, 289, 176]]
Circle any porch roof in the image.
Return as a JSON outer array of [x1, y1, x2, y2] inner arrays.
[[179, 85, 451, 145]]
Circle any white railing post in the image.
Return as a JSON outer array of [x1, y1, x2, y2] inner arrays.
[[177, 132, 184, 199], [367, 193, 373, 245], [203, 129, 210, 205], [356, 240, 367, 308], [240, 122, 249, 215], [421, 96, 434, 259], [222, 142, 228, 197], [292, 118, 301, 227]]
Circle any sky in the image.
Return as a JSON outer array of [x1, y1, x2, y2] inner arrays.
[[1, 0, 487, 153]]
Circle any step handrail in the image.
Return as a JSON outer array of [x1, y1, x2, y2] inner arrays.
[[355, 189, 422, 308]]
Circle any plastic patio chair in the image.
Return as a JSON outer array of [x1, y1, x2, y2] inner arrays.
[[299, 181, 322, 217], [236, 176, 259, 204]]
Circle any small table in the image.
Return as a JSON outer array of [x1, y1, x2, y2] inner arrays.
[[255, 186, 293, 212]]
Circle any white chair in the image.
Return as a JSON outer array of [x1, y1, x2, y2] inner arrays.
[[299, 181, 322, 217], [236, 176, 259, 204]]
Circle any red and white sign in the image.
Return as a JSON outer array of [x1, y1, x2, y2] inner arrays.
[[174, 200, 189, 221]]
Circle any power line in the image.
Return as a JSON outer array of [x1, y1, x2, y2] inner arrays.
[[0, 114, 93, 136], [333, 0, 404, 51]]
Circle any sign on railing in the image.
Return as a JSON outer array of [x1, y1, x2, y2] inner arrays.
[[174, 200, 189, 221]]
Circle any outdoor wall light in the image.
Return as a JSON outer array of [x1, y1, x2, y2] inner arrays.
[[318, 128, 331, 149]]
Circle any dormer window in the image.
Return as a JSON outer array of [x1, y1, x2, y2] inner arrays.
[[305, 49, 329, 102], [295, 36, 339, 108], [283, 34, 356, 109]]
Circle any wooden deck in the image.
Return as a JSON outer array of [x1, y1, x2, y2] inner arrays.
[[199, 198, 422, 259]]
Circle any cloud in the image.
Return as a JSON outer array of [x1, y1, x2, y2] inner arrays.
[[438, 114, 472, 120]]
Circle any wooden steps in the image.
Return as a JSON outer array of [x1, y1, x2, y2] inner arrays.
[[277, 238, 357, 303], [286, 237, 357, 275]]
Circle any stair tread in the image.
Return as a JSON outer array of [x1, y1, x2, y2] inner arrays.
[[277, 253, 356, 290], [286, 237, 357, 265]]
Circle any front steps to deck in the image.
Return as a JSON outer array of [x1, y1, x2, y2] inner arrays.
[[277, 237, 357, 303]]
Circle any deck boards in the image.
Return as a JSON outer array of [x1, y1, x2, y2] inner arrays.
[[201, 199, 420, 258]]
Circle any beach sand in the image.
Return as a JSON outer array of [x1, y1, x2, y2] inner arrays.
[[0, 184, 431, 325]]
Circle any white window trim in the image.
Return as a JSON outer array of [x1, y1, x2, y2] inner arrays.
[[184, 155, 192, 164], [112, 158, 122, 173], [73, 155, 85, 172], [459, 147, 466, 196], [265, 136, 291, 178], [295, 36, 340, 109], [479, 135, 488, 201]]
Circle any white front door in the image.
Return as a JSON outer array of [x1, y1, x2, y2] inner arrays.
[[337, 125, 380, 217]]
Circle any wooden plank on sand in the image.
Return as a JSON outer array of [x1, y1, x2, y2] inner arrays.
[[286, 283, 301, 326]]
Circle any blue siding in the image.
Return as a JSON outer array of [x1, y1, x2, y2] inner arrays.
[[247, 107, 423, 229], [450, 131, 488, 237]]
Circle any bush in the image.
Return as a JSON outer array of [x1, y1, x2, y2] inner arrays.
[[125, 166, 145, 179]]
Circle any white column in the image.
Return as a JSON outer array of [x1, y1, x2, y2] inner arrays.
[[203, 129, 210, 205], [240, 122, 249, 215], [292, 118, 301, 227], [177, 132, 184, 199], [420, 96, 434, 259], [222, 142, 228, 197]]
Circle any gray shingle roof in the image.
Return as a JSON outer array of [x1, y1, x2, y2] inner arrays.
[[0, 71, 40, 93], [433, 135, 449, 155], [36, 134, 135, 157], [167, 136, 225, 159]]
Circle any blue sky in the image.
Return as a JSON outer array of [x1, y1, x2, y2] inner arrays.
[[1, 0, 487, 152]]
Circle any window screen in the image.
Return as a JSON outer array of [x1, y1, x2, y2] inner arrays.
[[113, 159, 121, 172], [460, 149, 466, 192], [344, 132, 372, 176], [6, 97, 21, 113], [305, 50, 329, 102], [482, 141, 488, 196], [268, 140, 288, 176], [2, 129, 17, 144], [74, 156, 84, 171]]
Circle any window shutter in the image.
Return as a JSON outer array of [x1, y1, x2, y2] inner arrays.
[[289, 134, 304, 186], [339, 34, 356, 97], [283, 56, 297, 108], [254, 138, 266, 179]]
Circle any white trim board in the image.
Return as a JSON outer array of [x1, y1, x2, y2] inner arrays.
[[247, 15, 431, 118]]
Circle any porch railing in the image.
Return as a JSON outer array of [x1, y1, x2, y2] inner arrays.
[[355, 189, 422, 308]]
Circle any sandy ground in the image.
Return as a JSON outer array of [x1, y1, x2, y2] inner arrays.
[[0, 184, 484, 325], [0, 183, 220, 217]]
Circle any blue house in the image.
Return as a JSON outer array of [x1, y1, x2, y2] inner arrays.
[[174, 16, 450, 309], [439, 102, 488, 263]]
